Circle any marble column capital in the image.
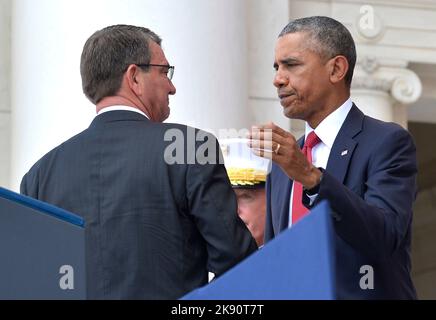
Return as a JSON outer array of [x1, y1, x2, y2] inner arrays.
[[352, 56, 422, 104]]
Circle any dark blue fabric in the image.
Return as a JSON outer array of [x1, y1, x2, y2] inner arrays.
[[0, 187, 84, 228], [183, 201, 335, 300], [20, 111, 257, 300], [265, 105, 418, 299]]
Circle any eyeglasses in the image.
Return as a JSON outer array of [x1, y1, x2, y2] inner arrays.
[[136, 64, 175, 80]]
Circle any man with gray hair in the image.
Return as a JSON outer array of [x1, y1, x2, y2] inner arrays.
[[249, 16, 417, 299], [21, 25, 257, 299]]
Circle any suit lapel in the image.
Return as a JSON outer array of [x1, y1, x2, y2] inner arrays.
[[326, 105, 364, 184]]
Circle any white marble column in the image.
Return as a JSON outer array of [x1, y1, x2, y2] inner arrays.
[[351, 56, 422, 128], [248, 0, 292, 131], [0, 0, 11, 188], [10, 0, 250, 191]]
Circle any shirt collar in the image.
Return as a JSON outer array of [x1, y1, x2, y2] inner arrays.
[[305, 98, 353, 149], [97, 105, 149, 119]]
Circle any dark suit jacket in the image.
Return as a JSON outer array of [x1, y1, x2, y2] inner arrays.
[[265, 105, 417, 299], [21, 111, 257, 300]]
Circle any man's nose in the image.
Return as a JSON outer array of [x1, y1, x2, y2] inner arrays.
[[273, 70, 288, 88], [169, 80, 176, 95]]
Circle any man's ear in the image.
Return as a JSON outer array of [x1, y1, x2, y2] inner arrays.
[[329, 55, 349, 84], [125, 64, 142, 95]]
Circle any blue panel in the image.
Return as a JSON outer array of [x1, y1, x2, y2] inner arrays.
[[0, 187, 84, 228], [183, 201, 336, 300], [0, 187, 86, 299]]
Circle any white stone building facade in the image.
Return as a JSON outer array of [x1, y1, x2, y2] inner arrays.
[[0, 0, 435, 298]]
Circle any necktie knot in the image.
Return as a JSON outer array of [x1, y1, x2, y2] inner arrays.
[[304, 131, 321, 149]]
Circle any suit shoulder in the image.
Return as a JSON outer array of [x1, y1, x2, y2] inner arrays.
[[362, 114, 413, 141], [363, 114, 406, 134], [25, 129, 90, 173], [360, 114, 416, 164]]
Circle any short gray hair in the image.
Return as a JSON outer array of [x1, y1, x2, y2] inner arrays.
[[80, 24, 162, 104], [279, 16, 356, 87]]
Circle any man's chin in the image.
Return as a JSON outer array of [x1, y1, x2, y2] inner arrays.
[[284, 106, 306, 121], [282, 105, 296, 119], [162, 108, 170, 122]]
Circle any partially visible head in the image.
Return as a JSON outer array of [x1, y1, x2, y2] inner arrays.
[[81, 24, 176, 122], [279, 16, 356, 87], [81, 25, 161, 105], [274, 16, 356, 127], [220, 138, 270, 247], [234, 186, 266, 247]]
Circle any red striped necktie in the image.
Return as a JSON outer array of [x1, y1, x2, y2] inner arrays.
[[291, 131, 321, 225]]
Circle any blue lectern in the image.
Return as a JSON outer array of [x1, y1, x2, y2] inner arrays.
[[0, 187, 86, 299], [183, 201, 336, 300]]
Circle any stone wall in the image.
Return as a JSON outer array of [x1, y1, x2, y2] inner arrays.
[[0, 0, 11, 188]]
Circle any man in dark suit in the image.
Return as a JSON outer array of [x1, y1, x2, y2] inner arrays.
[[20, 25, 257, 299], [249, 16, 417, 299]]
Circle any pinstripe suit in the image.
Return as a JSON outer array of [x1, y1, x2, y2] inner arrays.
[[21, 110, 257, 299]]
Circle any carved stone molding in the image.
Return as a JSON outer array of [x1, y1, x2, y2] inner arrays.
[[352, 56, 423, 104], [390, 70, 422, 104], [352, 77, 392, 93], [359, 56, 380, 74]]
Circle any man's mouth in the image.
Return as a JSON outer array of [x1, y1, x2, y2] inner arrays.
[[279, 93, 296, 105], [279, 93, 294, 100]]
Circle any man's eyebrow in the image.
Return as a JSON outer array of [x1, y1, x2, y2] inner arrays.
[[281, 57, 301, 64], [273, 57, 300, 69]]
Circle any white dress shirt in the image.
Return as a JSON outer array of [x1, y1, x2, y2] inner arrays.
[[97, 105, 149, 119], [288, 98, 353, 227]]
